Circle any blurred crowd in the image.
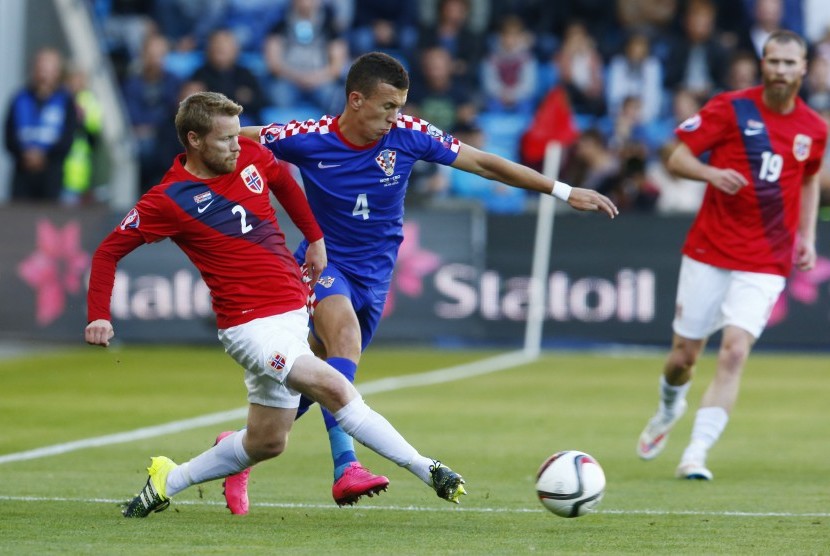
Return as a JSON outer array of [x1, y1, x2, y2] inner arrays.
[[5, 0, 830, 215]]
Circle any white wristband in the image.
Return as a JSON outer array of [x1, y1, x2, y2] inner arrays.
[[552, 180, 572, 201]]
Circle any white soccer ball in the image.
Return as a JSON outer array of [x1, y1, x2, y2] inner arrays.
[[535, 450, 606, 518]]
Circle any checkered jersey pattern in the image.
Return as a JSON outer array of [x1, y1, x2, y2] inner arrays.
[[262, 115, 336, 143], [396, 114, 461, 153]]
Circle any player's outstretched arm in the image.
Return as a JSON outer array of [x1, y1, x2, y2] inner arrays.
[[451, 143, 618, 218], [85, 319, 114, 347]]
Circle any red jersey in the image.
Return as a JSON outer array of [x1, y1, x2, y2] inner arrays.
[[676, 85, 827, 276], [87, 137, 323, 328]]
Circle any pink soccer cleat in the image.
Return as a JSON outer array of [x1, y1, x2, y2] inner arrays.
[[215, 431, 251, 515], [332, 462, 390, 506]]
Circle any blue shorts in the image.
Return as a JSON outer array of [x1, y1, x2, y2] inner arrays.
[[303, 261, 390, 351]]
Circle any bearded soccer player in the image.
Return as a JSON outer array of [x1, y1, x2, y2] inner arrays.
[[636, 30, 827, 480], [85, 92, 466, 518], [214, 51, 618, 510]]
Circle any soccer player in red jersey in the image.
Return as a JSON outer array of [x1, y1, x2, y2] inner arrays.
[[85, 92, 466, 517], [636, 30, 827, 480]]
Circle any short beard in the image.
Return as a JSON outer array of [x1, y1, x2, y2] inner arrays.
[[204, 156, 237, 176], [764, 77, 800, 107]]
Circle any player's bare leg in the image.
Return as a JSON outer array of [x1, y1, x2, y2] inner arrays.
[[677, 326, 754, 480]]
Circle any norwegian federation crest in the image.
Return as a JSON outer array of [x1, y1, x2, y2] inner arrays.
[[268, 351, 286, 371], [375, 149, 397, 176], [241, 164, 264, 193], [793, 134, 812, 162]]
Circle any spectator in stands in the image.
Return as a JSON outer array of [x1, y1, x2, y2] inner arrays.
[[407, 45, 478, 132], [263, 0, 348, 115], [605, 95, 650, 153], [485, 0, 566, 60], [724, 50, 759, 91], [562, 128, 620, 193], [805, 54, 830, 113], [615, 0, 678, 37], [122, 33, 183, 192], [555, 20, 606, 119], [606, 31, 664, 124], [62, 66, 103, 205], [735, 0, 785, 60], [480, 15, 538, 114], [417, 0, 485, 88], [4, 47, 78, 203], [597, 149, 660, 213], [221, 0, 289, 54], [349, 0, 418, 62], [95, 0, 157, 84], [644, 87, 702, 154], [153, 0, 226, 53], [647, 139, 706, 214], [663, 0, 729, 103], [192, 28, 266, 126]]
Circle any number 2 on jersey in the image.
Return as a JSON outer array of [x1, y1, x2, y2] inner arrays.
[[232, 205, 253, 234], [352, 193, 370, 220]]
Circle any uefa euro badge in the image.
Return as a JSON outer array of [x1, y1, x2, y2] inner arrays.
[[793, 134, 811, 162], [120, 208, 140, 230], [375, 149, 397, 176], [241, 164, 264, 193]]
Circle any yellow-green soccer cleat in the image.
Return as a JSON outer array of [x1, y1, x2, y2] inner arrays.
[[429, 460, 467, 504], [123, 456, 178, 518]]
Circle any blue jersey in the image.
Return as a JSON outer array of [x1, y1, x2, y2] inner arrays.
[[261, 114, 460, 285]]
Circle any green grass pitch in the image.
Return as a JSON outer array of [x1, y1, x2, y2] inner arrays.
[[0, 345, 827, 554]]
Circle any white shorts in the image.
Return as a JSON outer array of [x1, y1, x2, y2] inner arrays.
[[673, 256, 786, 340], [217, 308, 313, 409]]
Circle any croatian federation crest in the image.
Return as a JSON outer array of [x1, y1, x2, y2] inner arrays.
[[241, 164, 264, 193], [793, 134, 812, 162], [375, 149, 397, 176]]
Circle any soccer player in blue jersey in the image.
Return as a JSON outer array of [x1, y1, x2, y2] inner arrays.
[[217, 52, 618, 510]]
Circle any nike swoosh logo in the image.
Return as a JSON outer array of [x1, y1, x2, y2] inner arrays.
[[197, 200, 215, 213], [317, 161, 341, 169], [744, 128, 763, 136]]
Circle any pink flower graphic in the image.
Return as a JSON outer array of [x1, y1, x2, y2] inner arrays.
[[17, 219, 91, 326], [768, 256, 830, 327], [382, 221, 441, 318]]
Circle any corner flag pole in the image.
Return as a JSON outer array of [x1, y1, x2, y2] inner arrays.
[[523, 141, 562, 358]]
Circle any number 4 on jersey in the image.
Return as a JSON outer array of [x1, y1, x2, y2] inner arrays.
[[353, 193, 370, 220]]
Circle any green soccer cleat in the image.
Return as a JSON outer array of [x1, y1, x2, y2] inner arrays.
[[429, 460, 467, 504], [123, 456, 177, 518]]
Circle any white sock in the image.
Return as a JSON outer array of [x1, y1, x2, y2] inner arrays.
[[681, 406, 729, 464], [166, 430, 252, 497], [659, 375, 691, 416], [333, 397, 434, 485]]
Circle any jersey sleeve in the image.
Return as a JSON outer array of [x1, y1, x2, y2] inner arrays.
[[86, 228, 145, 322], [400, 116, 460, 166], [675, 93, 733, 156]]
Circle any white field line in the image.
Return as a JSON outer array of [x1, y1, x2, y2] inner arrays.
[[0, 350, 533, 465], [1, 495, 828, 518]]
